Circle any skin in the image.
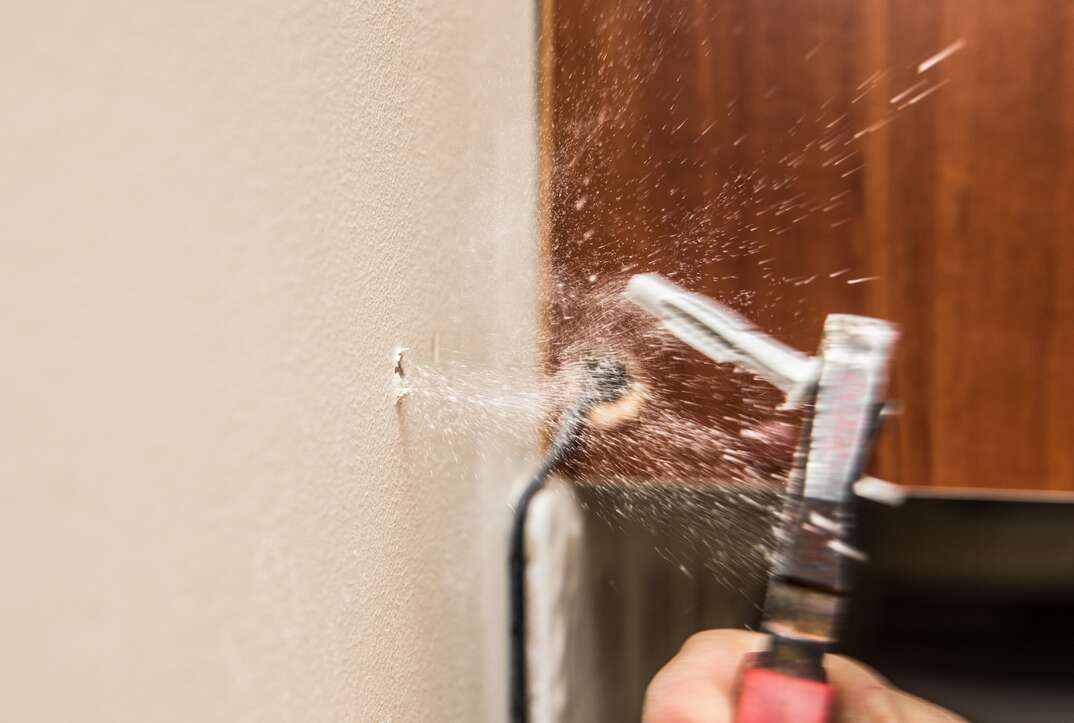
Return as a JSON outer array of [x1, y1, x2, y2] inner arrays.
[[643, 630, 968, 723]]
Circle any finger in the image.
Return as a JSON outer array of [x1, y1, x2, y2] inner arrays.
[[888, 689, 969, 722], [826, 655, 968, 722], [643, 630, 768, 723], [824, 654, 899, 722]]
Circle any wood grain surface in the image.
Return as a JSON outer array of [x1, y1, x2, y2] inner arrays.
[[542, 0, 1073, 491]]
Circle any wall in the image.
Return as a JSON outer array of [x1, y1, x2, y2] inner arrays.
[[0, 2, 537, 721]]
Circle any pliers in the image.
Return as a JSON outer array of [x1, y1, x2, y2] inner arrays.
[[627, 273, 898, 723]]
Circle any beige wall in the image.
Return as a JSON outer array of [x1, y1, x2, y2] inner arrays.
[[0, 2, 537, 721]]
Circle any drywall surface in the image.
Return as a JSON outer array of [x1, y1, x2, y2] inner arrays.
[[0, 2, 537, 721]]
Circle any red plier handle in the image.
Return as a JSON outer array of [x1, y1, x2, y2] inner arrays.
[[734, 665, 834, 723]]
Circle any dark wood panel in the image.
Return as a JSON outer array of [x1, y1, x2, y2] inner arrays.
[[542, 0, 1074, 491]]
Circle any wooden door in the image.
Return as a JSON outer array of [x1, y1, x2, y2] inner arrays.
[[542, 0, 1074, 491]]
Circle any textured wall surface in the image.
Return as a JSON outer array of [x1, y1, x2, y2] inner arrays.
[[0, 2, 537, 721]]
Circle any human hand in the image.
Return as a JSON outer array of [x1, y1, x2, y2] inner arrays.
[[643, 629, 967, 722]]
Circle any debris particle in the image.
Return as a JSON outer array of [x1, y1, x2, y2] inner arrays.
[[827, 539, 867, 562], [853, 117, 894, 140], [917, 38, 966, 74], [854, 476, 907, 507], [897, 79, 951, 110], [809, 512, 843, 535], [890, 79, 928, 105]]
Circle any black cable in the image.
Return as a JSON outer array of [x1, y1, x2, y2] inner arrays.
[[508, 403, 586, 723], [508, 357, 630, 723]]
